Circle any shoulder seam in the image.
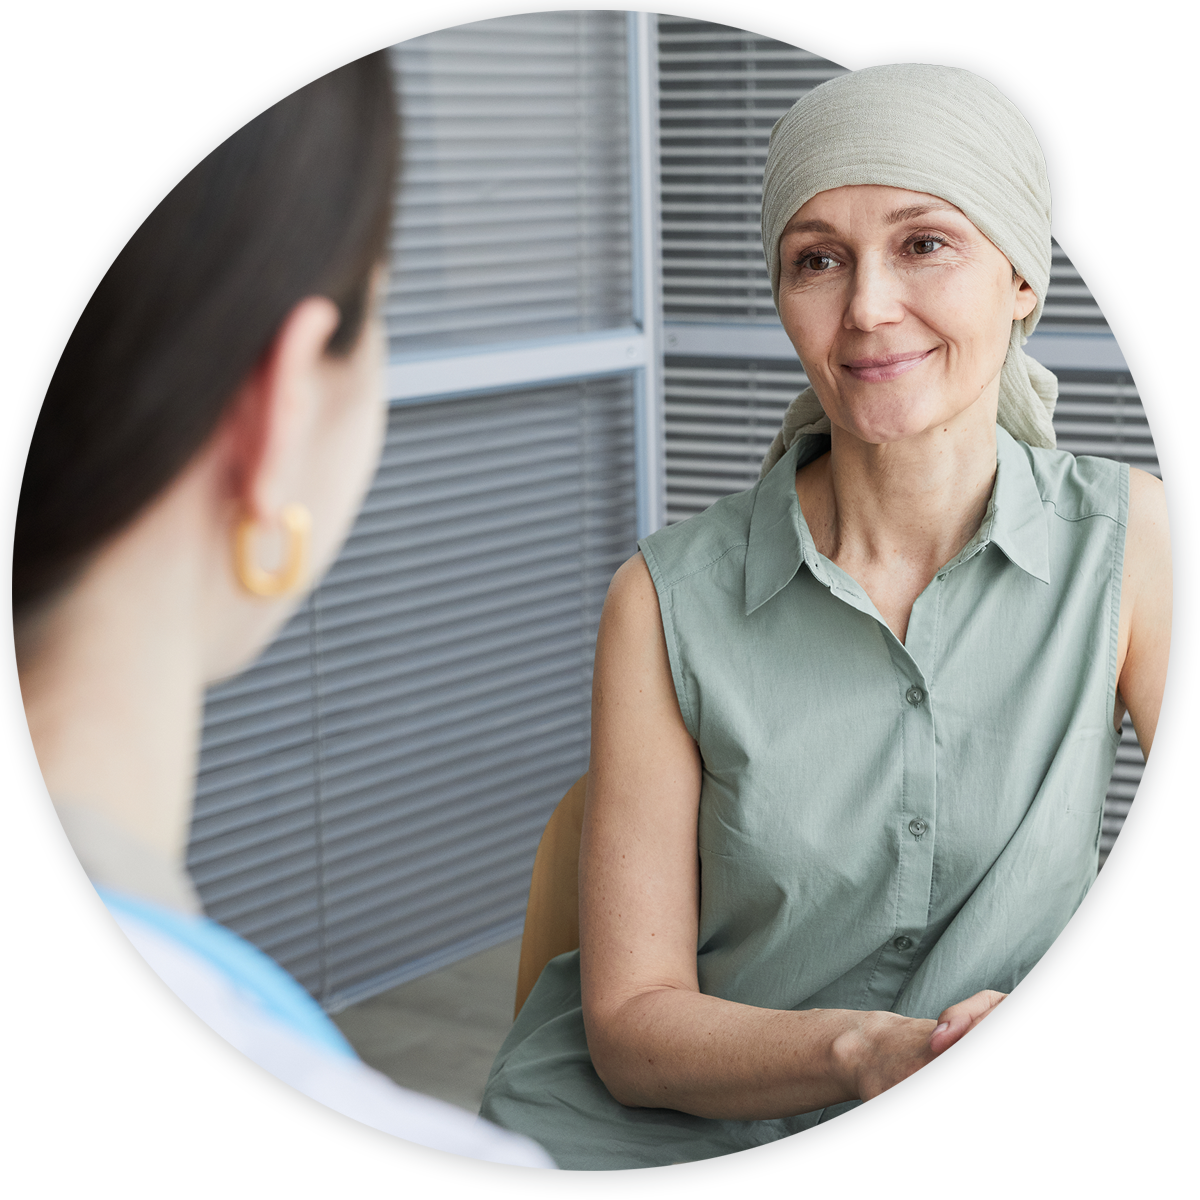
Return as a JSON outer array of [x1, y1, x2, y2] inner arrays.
[[650, 539, 750, 592], [1044, 501, 1127, 528]]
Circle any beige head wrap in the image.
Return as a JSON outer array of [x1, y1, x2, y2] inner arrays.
[[759, 63, 1058, 476]]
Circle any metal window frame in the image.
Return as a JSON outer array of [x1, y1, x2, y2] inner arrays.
[[384, 10, 666, 539]]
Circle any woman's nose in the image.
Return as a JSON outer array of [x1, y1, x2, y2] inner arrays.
[[844, 257, 905, 331]]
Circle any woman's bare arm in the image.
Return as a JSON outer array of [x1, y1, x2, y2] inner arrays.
[[578, 553, 994, 1120], [1116, 469, 1172, 756]]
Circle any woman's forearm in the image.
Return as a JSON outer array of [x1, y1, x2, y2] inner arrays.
[[580, 559, 951, 1121], [584, 985, 937, 1120]]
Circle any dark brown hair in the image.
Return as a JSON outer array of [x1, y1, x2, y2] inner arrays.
[[13, 50, 399, 617]]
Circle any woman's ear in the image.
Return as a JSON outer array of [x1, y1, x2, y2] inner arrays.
[[216, 296, 341, 522], [1013, 276, 1038, 323]]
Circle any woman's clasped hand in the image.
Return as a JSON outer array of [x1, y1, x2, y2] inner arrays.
[[837, 989, 1008, 1102]]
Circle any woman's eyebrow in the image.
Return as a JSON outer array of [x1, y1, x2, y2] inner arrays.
[[884, 201, 960, 224], [782, 217, 838, 236], [784, 202, 960, 238]]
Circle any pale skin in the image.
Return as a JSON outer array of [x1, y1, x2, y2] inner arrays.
[[17, 278, 388, 876], [581, 185, 1171, 1118]]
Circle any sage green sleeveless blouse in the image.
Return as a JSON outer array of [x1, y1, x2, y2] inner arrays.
[[481, 426, 1128, 1170]]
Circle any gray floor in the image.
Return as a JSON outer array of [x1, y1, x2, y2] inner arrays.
[[331, 936, 523, 1114]]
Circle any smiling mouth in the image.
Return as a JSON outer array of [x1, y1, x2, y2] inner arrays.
[[842, 348, 936, 382]]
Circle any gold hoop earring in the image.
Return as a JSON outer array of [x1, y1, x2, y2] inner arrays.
[[233, 503, 311, 598]]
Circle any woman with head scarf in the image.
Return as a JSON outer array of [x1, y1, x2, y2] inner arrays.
[[479, 63, 1171, 1169]]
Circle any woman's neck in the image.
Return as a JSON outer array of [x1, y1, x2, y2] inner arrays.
[[795, 408, 998, 643], [17, 512, 208, 885]]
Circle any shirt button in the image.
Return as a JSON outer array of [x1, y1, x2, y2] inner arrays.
[[906, 685, 925, 706], [908, 818, 927, 837], [893, 935, 914, 952]]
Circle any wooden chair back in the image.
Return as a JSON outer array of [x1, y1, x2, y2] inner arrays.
[[513, 774, 586, 1019]]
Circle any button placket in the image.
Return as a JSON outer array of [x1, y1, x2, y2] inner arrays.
[[877, 586, 940, 1000]]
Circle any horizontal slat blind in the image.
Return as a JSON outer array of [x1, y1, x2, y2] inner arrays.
[[664, 357, 801, 523], [188, 614, 326, 983], [1052, 370, 1158, 475], [657, 16, 1106, 332], [658, 17, 844, 325], [190, 375, 638, 1007], [663, 354, 1156, 862], [387, 12, 633, 354]]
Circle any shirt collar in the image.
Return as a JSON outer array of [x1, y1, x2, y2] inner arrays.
[[744, 433, 829, 615], [988, 425, 1051, 584], [744, 424, 1050, 617]]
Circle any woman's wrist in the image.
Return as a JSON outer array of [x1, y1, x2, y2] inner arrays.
[[825, 1009, 937, 1102], [827, 1012, 873, 1099]]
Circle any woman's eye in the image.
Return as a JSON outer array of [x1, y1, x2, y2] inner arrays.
[[803, 253, 838, 272], [911, 237, 944, 255]]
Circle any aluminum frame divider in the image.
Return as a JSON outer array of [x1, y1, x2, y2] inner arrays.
[[383, 12, 663, 542], [385, 328, 649, 405], [629, 10, 666, 538]]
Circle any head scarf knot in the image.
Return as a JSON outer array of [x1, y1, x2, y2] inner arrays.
[[759, 63, 1057, 476]]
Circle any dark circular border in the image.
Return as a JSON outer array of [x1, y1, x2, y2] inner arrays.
[[7, 4, 1171, 1176]]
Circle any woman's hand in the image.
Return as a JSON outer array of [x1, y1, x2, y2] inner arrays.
[[928, 988, 1007, 1056], [834, 1012, 938, 1102], [836, 990, 1006, 1102]]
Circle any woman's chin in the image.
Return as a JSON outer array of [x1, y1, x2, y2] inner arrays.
[[835, 413, 946, 447], [829, 394, 979, 447]]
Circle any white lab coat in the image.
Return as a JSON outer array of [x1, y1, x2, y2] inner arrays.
[[11, 883, 554, 1171]]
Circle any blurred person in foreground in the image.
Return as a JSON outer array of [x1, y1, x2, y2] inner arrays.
[[12, 50, 552, 1170]]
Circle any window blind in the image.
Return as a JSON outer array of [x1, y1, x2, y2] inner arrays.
[[657, 16, 1106, 331], [658, 17, 846, 326], [386, 11, 633, 354], [190, 377, 638, 1008]]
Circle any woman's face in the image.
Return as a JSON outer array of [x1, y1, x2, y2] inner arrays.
[[776, 184, 1037, 445]]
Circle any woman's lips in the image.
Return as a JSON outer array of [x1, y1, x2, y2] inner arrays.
[[842, 348, 936, 382]]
